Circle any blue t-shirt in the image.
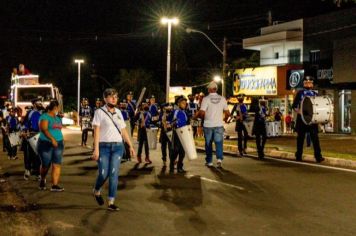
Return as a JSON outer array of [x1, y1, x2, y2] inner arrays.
[[25, 110, 41, 132], [39, 113, 63, 141], [171, 109, 188, 128], [149, 104, 159, 117]]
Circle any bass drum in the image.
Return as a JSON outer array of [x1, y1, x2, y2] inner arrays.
[[176, 125, 197, 160], [301, 96, 333, 125]]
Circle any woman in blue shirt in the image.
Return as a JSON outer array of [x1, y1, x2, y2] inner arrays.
[[38, 100, 64, 191]]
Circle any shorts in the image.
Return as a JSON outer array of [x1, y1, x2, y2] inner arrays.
[[37, 139, 64, 168]]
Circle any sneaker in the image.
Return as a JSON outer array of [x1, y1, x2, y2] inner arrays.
[[243, 149, 247, 155], [93, 190, 104, 206], [11, 156, 18, 160], [177, 168, 186, 173], [107, 204, 120, 211], [238, 152, 244, 158], [216, 160, 222, 168], [145, 157, 152, 164], [205, 162, 213, 167], [316, 157, 325, 163], [137, 156, 142, 163], [39, 179, 46, 190], [24, 170, 30, 181], [50, 185, 64, 192]]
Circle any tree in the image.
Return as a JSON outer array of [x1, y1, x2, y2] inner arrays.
[[113, 69, 165, 102]]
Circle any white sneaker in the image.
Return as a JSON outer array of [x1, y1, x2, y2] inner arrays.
[[216, 160, 222, 168], [24, 170, 30, 180], [205, 162, 213, 167]]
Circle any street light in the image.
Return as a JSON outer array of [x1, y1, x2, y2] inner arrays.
[[186, 28, 227, 97], [213, 75, 222, 83], [161, 17, 179, 103], [74, 59, 84, 126]]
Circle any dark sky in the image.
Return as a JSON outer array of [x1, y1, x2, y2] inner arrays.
[[0, 0, 354, 98]]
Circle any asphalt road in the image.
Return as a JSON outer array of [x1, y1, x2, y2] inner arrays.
[[1, 128, 356, 236]]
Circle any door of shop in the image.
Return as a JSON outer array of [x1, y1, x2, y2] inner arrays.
[[339, 90, 351, 133]]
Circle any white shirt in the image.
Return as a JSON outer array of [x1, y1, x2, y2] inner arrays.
[[92, 106, 126, 143], [200, 93, 228, 128]]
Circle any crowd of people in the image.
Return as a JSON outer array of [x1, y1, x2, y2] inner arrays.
[[0, 75, 325, 211]]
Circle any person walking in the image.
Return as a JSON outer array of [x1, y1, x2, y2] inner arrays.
[[194, 82, 230, 168], [92, 88, 135, 211], [251, 98, 268, 159], [38, 99, 65, 191], [231, 95, 248, 157], [292, 76, 324, 163]]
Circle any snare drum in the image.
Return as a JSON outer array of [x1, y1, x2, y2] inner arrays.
[[175, 125, 197, 160], [82, 117, 92, 129], [301, 96, 333, 125]]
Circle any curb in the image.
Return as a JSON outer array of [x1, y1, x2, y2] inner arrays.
[[195, 140, 356, 170]]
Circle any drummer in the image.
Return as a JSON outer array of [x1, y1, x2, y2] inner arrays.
[[80, 98, 93, 146], [126, 92, 136, 136], [186, 94, 199, 138], [4, 107, 19, 160], [135, 102, 152, 164], [159, 103, 173, 166], [169, 95, 189, 174], [231, 95, 248, 157], [149, 95, 160, 125], [292, 76, 324, 163], [23, 97, 44, 180], [119, 100, 131, 161]]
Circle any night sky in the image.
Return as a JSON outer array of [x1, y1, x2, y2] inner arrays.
[[0, 0, 354, 102]]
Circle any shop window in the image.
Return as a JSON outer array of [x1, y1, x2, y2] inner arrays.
[[288, 49, 301, 64], [310, 50, 320, 64]]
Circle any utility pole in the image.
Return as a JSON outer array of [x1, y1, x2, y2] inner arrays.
[[268, 10, 272, 25], [222, 37, 227, 98]]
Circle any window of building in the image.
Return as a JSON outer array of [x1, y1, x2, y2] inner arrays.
[[288, 49, 301, 64], [274, 52, 279, 59], [309, 50, 320, 64]]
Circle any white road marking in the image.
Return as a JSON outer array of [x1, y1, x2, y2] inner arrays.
[[187, 174, 245, 191]]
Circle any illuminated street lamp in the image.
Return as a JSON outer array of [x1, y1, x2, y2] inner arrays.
[[74, 59, 84, 126], [161, 17, 179, 102], [214, 75, 222, 83], [186, 28, 226, 97]]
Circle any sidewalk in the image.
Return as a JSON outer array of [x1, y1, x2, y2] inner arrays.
[[195, 133, 356, 170]]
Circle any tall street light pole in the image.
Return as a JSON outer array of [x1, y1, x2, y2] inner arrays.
[[186, 28, 227, 98], [161, 17, 179, 103], [75, 59, 84, 126]]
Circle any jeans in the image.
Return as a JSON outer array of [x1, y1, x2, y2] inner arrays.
[[94, 142, 124, 201], [38, 139, 64, 168], [137, 128, 149, 157], [203, 126, 224, 164], [236, 120, 248, 152]]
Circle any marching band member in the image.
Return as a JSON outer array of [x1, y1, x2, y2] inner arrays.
[[23, 98, 44, 180], [149, 95, 160, 125], [159, 103, 173, 166], [187, 94, 199, 138], [126, 91, 136, 136], [136, 103, 152, 164], [119, 100, 131, 161], [80, 98, 93, 146], [231, 95, 248, 157], [292, 76, 324, 163], [94, 98, 102, 112], [5, 107, 19, 160], [251, 97, 268, 159], [169, 96, 189, 174]]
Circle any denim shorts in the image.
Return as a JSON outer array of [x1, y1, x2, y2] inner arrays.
[[37, 139, 64, 168]]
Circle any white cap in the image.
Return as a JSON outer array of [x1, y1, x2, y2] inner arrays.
[[207, 81, 218, 89]]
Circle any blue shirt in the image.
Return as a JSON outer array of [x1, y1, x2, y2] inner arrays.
[[6, 116, 18, 132], [186, 102, 198, 118], [149, 104, 159, 117], [138, 111, 152, 128], [172, 109, 188, 128], [120, 109, 130, 121], [292, 89, 318, 110], [255, 106, 267, 123], [25, 110, 41, 132], [232, 103, 248, 120], [39, 113, 63, 141], [127, 101, 136, 118]]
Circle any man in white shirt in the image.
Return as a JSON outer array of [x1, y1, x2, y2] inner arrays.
[[194, 82, 230, 168], [92, 88, 135, 211]]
